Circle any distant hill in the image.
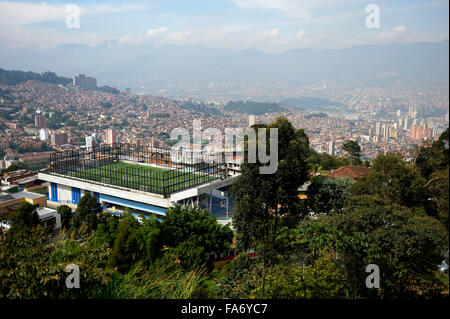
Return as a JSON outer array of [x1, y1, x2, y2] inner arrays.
[[224, 101, 286, 115], [280, 97, 343, 111], [180, 101, 222, 116], [0, 68, 71, 86], [96, 85, 120, 94]]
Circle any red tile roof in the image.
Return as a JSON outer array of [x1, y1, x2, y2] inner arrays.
[[328, 165, 370, 179]]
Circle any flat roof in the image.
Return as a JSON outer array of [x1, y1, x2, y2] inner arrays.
[[0, 191, 46, 204], [16, 176, 38, 184], [36, 207, 57, 219]]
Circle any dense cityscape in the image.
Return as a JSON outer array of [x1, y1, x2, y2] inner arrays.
[[1, 74, 448, 170]]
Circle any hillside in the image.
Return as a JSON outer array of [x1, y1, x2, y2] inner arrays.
[[224, 100, 286, 115], [0, 68, 71, 86], [279, 97, 343, 111]]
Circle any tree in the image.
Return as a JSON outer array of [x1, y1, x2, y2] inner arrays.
[[328, 197, 449, 298], [160, 206, 233, 270], [0, 225, 112, 298], [10, 201, 39, 233], [231, 116, 310, 297], [422, 168, 449, 230], [138, 215, 163, 264], [306, 175, 354, 215], [264, 255, 346, 299], [0, 226, 59, 298], [57, 205, 72, 230], [411, 128, 449, 229], [308, 149, 352, 171], [412, 128, 448, 179], [108, 215, 141, 273], [232, 117, 310, 252], [94, 215, 120, 247], [342, 140, 362, 165], [351, 153, 426, 208], [70, 193, 102, 234], [0, 164, 23, 175]]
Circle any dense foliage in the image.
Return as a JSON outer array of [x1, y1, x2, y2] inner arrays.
[[0, 68, 71, 86]]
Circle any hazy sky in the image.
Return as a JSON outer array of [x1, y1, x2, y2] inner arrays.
[[0, 0, 448, 53]]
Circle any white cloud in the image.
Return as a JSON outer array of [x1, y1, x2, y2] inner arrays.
[[146, 27, 168, 38], [0, 1, 147, 26], [232, 0, 310, 19], [118, 27, 168, 45], [0, 1, 66, 26], [376, 25, 407, 41], [87, 3, 150, 14], [262, 28, 279, 38], [296, 29, 305, 40]]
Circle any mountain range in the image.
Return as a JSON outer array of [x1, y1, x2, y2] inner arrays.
[[0, 40, 448, 97]]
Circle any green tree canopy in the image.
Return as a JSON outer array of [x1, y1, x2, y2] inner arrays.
[[70, 193, 102, 235], [10, 201, 39, 233], [306, 175, 354, 215], [161, 206, 233, 270], [328, 197, 448, 298], [57, 205, 72, 230], [108, 215, 142, 273], [351, 153, 426, 208], [342, 140, 362, 165], [232, 116, 310, 252]]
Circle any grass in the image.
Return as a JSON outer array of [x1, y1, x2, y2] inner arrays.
[[70, 161, 214, 195]]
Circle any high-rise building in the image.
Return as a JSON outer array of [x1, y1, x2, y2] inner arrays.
[[51, 132, 68, 146], [375, 122, 381, 136], [424, 128, 432, 140], [328, 140, 335, 156], [381, 124, 389, 139], [73, 74, 97, 88], [408, 105, 415, 117], [409, 125, 422, 140], [404, 115, 409, 131], [35, 114, 46, 129], [85, 134, 98, 150], [105, 129, 117, 145], [39, 129, 49, 141]]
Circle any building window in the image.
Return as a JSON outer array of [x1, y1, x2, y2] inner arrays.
[[51, 182, 58, 202]]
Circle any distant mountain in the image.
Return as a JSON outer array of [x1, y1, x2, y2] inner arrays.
[[224, 101, 286, 115], [280, 97, 343, 111], [1, 40, 448, 94], [180, 101, 222, 116]]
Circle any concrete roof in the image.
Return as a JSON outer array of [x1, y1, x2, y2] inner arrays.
[[36, 207, 57, 219], [0, 191, 46, 204]]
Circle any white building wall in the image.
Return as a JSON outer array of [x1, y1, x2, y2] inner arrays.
[[57, 184, 72, 203]]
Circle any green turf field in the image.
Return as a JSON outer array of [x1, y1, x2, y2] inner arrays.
[[70, 161, 214, 195]]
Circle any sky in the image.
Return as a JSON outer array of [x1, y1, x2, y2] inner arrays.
[[0, 0, 448, 53]]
